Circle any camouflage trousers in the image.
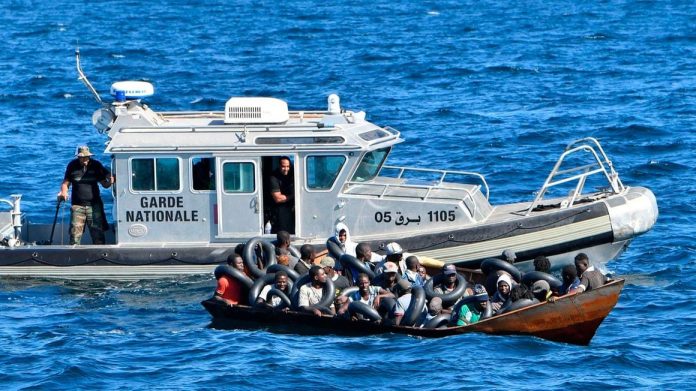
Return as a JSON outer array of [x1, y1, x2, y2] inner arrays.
[[69, 205, 105, 245]]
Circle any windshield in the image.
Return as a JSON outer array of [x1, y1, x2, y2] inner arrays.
[[350, 147, 391, 182]]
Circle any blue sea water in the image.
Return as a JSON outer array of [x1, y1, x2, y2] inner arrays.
[[0, 0, 694, 389]]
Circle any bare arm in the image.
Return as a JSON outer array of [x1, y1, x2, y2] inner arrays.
[[58, 180, 70, 201]]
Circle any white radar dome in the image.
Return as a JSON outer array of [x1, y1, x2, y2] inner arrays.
[[110, 81, 155, 101]]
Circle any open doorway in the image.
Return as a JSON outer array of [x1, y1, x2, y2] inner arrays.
[[261, 155, 296, 234]]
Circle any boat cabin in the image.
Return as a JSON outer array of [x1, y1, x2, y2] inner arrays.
[[103, 91, 492, 246]]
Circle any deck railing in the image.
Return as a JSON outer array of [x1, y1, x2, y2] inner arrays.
[[525, 137, 625, 216]]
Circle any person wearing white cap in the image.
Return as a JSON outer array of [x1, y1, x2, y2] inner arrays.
[[58, 145, 114, 245]]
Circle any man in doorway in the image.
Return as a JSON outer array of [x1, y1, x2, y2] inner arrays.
[[269, 156, 295, 233], [57, 146, 114, 245]]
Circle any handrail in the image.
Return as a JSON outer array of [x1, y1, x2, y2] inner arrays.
[[381, 165, 490, 200], [0, 194, 22, 245], [525, 139, 625, 216]]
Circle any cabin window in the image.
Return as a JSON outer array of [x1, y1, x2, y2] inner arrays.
[[222, 162, 255, 193], [191, 157, 216, 191], [358, 129, 389, 141], [306, 155, 346, 190], [131, 157, 180, 191], [350, 147, 390, 182]]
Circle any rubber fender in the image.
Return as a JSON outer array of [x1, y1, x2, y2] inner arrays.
[[348, 301, 381, 322], [214, 264, 253, 290], [401, 286, 426, 327], [338, 286, 359, 299], [266, 264, 300, 281], [288, 245, 301, 259], [480, 258, 522, 282], [503, 298, 539, 314], [339, 253, 375, 280], [521, 271, 562, 291], [425, 313, 450, 329], [326, 238, 344, 260], [265, 287, 292, 309], [423, 273, 468, 308], [243, 237, 277, 278]]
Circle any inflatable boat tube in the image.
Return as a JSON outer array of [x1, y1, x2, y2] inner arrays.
[[338, 286, 359, 299], [480, 258, 522, 282], [214, 264, 253, 290], [265, 287, 292, 309], [449, 295, 494, 324], [425, 313, 450, 329], [326, 238, 344, 260], [339, 254, 375, 280], [378, 297, 397, 317], [348, 301, 381, 322], [266, 264, 300, 281], [521, 271, 562, 291], [290, 274, 335, 310], [502, 298, 539, 314], [243, 237, 277, 278], [401, 286, 426, 327], [249, 274, 283, 306], [423, 273, 468, 308]]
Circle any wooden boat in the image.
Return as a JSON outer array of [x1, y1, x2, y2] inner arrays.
[[201, 278, 624, 346]]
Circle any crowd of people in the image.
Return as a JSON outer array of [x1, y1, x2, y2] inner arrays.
[[213, 223, 609, 328]]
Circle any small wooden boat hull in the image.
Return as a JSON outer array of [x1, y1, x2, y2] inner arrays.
[[202, 279, 624, 345]]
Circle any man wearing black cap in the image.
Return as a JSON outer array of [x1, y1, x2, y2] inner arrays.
[[57, 146, 114, 245]]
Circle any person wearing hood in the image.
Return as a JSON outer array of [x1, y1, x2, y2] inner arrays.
[[491, 274, 513, 314], [329, 223, 357, 273]]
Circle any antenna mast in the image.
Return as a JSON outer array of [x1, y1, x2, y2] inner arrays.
[[75, 47, 104, 105]]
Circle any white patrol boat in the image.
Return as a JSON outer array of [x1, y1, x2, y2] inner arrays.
[[0, 52, 658, 279]]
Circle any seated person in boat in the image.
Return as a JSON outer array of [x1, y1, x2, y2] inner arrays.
[[423, 297, 444, 325], [491, 274, 513, 314], [571, 253, 608, 294], [337, 273, 394, 319], [379, 262, 412, 297], [329, 223, 357, 274], [345, 243, 378, 285], [276, 230, 298, 268], [418, 265, 430, 281], [215, 254, 249, 306], [453, 284, 489, 326], [531, 280, 552, 302], [269, 156, 295, 234], [509, 283, 534, 303], [256, 271, 291, 311], [483, 249, 516, 296], [58, 145, 114, 245], [402, 256, 425, 287], [298, 266, 332, 317], [294, 244, 315, 275], [377, 242, 412, 274], [559, 264, 581, 295], [276, 250, 290, 267], [434, 264, 467, 311], [321, 256, 350, 294], [533, 255, 551, 273]]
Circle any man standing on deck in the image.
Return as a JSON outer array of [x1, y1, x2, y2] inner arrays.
[[57, 146, 114, 245], [269, 156, 295, 234]]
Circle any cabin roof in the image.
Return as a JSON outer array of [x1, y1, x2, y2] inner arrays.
[[105, 108, 402, 154]]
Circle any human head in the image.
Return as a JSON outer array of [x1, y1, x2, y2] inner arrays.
[[443, 264, 457, 285], [497, 274, 512, 297], [562, 264, 578, 285], [472, 284, 489, 310], [502, 249, 516, 264], [357, 273, 371, 292], [574, 253, 590, 276], [356, 243, 372, 261], [320, 256, 336, 276], [75, 146, 93, 167], [300, 244, 315, 262], [309, 265, 325, 285], [383, 262, 399, 283], [533, 256, 550, 273], [532, 280, 550, 301], [510, 284, 532, 302], [418, 266, 427, 278], [338, 229, 347, 244], [279, 156, 291, 176], [386, 242, 403, 263], [405, 256, 420, 271], [276, 231, 291, 247], [274, 271, 289, 290], [428, 297, 443, 316], [226, 254, 244, 271]]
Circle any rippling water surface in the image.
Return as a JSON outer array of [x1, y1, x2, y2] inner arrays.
[[0, 0, 694, 389]]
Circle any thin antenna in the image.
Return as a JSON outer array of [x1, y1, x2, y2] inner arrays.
[[75, 46, 104, 104]]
